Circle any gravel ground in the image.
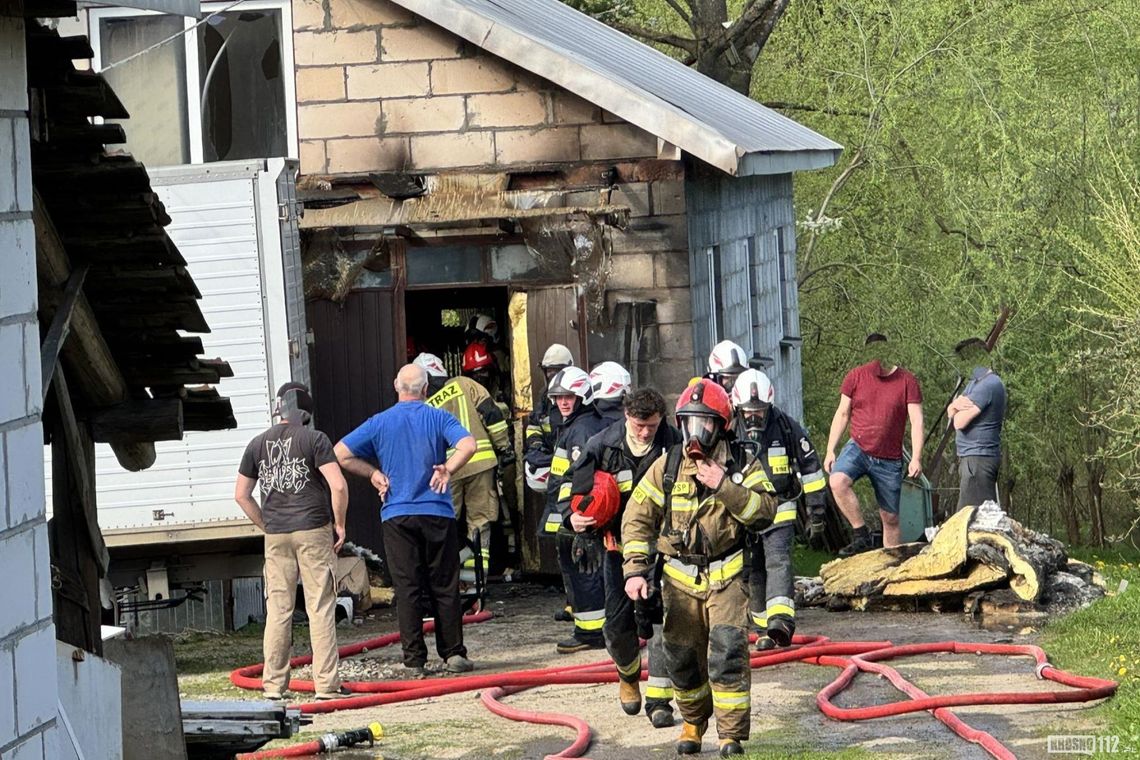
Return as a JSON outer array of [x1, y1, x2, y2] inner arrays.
[[215, 583, 1109, 760]]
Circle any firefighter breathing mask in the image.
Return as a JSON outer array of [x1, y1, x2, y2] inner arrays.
[[731, 369, 774, 440], [681, 416, 718, 460]]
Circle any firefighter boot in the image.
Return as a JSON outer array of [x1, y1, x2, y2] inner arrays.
[[675, 721, 707, 755], [619, 680, 642, 716], [754, 633, 777, 652], [719, 739, 745, 757]]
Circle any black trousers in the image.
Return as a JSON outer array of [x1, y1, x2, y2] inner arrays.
[[382, 515, 467, 667], [558, 532, 606, 645]]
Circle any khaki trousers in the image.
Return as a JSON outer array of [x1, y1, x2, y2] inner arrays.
[[263, 524, 340, 696], [661, 574, 751, 741], [450, 468, 498, 537]]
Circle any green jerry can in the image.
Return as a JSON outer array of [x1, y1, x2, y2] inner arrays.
[[899, 449, 935, 543]]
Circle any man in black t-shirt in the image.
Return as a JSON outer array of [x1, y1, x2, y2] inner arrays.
[[234, 382, 349, 701]]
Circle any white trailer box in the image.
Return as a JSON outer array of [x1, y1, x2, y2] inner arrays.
[[46, 158, 308, 565]]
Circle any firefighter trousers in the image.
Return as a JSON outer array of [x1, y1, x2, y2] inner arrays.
[[747, 523, 795, 638], [558, 532, 605, 645], [602, 550, 673, 716], [661, 574, 751, 741]]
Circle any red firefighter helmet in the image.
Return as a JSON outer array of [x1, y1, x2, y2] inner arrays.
[[675, 378, 733, 427], [462, 343, 495, 372], [570, 471, 621, 527]]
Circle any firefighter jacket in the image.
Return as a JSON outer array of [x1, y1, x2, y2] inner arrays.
[[621, 442, 780, 598], [731, 405, 827, 523], [426, 376, 510, 480], [560, 418, 682, 538], [540, 406, 608, 536]]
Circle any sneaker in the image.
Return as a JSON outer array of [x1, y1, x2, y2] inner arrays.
[[649, 708, 675, 729], [402, 665, 426, 679], [556, 636, 606, 654], [837, 534, 874, 557], [445, 655, 474, 673], [263, 691, 287, 701], [314, 686, 351, 700], [719, 739, 745, 757]]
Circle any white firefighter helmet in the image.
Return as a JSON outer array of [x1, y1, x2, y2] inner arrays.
[[474, 314, 498, 341], [731, 369, 775, 410], [541, 343, 574, 369], [547, 366, 594, 406], [525, 462, 551, 492], [589, 361, 631, 401], [413, 352, 448, 378], [707, 340, 749, 375]]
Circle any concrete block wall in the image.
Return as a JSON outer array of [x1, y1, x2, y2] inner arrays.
[[293, 0, 658, 174], [0, 11, 60, 760], [593, 174, 694, 396]]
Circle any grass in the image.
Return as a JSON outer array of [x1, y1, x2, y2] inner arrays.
[[740, 750, 872, 760], [1040, 546, 1140, 752], [793, 543, 833, 577]]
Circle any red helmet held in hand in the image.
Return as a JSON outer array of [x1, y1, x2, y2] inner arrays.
[[462, 343, 495, 372], [571, 471, 621, 528]]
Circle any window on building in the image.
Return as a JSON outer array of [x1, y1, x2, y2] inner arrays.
[[92, 1, 296, 167], [776, 227, 800, 343], [707, 246, 724, 345]]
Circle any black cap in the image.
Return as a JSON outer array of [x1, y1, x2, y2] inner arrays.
[[275, 382, 314, 421]]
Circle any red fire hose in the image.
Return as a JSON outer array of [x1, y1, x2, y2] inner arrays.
[[231, 614, 1116, 760]]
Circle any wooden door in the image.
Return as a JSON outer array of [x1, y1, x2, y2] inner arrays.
[[306, 290, 404, 556]]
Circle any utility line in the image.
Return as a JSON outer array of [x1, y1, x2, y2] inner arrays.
[[100, 0, 246, 71]]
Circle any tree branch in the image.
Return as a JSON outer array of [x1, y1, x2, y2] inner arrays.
[[762, 100, 872, 118], [706, 0, 789, 61], [797, 147, 867, 283], [661, 0, 691, 25], [609, 22, 697, 54]]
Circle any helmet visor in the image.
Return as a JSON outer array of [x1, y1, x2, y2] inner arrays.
[[741, 404, 770, 432], [716, 371, 742, 394], [680, 415, 719, 450]]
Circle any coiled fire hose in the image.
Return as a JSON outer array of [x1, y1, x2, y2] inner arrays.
[[230, 611, 1116, 760]]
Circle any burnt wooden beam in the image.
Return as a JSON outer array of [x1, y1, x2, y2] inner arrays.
[[34, 156, 150, 194], [40, 263, 88, 401], [34, 190, 157, 471], [49, 366, 105, 656], [42, 122, 127, 148], [37, 71, 130, 119], [23, 0, 77, 18], [90, 399, 184, 444]]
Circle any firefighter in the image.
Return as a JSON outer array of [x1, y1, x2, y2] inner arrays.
[[524, 344, 575, 621], [622, 379, 780, 757], [464, 314, 510, 406], [706, 340, 750, 394], [589, 361, 630, 426], [730, 369, 828, 652], [414, 352, 514, 593], [543, 366, 609, 652], [564, 383, 681, 728]]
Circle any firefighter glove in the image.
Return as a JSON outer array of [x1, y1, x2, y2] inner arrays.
[[634, 590, 663, 639], [571, 532, 606, 575], [496, 448, 516, 467]]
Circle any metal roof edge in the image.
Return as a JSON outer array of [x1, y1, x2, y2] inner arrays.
[[390, 0, 749, 175], [738, 148, 843, 176]]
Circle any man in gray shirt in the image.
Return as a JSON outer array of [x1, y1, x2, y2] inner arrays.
[[946, 339, 1006, 508]]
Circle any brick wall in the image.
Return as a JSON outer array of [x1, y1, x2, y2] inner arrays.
[[293, 0, 658, 175], [0, 11, 60, 760]]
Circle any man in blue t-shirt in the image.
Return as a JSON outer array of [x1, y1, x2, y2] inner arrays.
[[946, 338, 1007, 509], [335, 364, 477, 676]]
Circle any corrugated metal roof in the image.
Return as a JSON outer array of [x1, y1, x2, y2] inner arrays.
[[390, 0, 842, 176]]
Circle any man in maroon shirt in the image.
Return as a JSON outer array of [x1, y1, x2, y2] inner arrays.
[[823, 334, 924, 555]]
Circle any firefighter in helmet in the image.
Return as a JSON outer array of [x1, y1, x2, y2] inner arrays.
[[414, 352, 514, 598], [730, 369, 829, 651], [542, 366, 609, 652], [622, 379, 780, 757], [563, 379, 681, 728], [706, 340, 750, 395], [464, 314, 510, 406], [524, 343, 575, 494]]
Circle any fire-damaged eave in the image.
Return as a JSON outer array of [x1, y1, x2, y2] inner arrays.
[[30, 22, 235, 472], [300, 172, 632, 234]]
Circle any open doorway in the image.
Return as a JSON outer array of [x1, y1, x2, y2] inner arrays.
[[404, 285, 511, 380]]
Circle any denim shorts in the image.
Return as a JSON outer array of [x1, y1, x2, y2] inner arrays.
[[833, 440, 903, 514]]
